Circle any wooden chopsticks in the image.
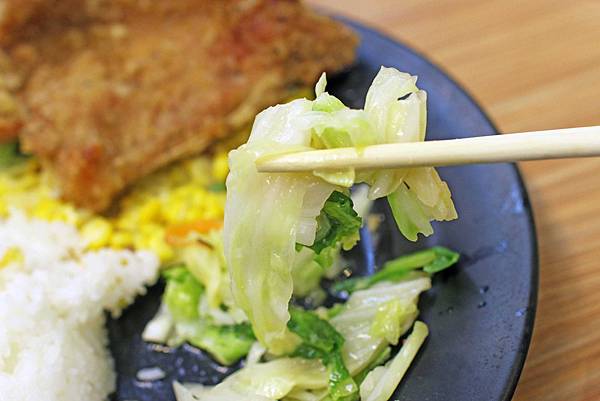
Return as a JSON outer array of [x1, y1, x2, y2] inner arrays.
[[256, 126, 600, 172]]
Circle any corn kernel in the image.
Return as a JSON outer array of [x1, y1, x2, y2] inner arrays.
[[109, 230, 133, 249], [116, 211, 139, 230], [211, 152, 229, 182], [148, 235, 174, 262], [55, 204, 85, 227], [81, 217, 113, 249], [162, 186, 207, 224], [132, 223, 173, 262], [0, 246, 24, 268], [137, 198, 161, 223], [31, 197, 61, 221]]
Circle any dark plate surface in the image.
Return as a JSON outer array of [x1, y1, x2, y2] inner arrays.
[[109, 19, 538, 401]]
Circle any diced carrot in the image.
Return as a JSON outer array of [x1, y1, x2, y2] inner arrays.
[[165, 218, 223, 246]]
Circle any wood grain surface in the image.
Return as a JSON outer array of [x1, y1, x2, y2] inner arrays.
[[306, 1, 600, 400]]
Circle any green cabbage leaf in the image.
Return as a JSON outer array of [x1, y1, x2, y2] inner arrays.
[[330, 277, 431, 375], [332, 246, 459, 294], [359, 321, 429, 401], [189, 358, 328, 401], [288, 308, 358, 401]]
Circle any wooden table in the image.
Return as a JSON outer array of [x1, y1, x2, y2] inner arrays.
[[307, 1, 600, 400]]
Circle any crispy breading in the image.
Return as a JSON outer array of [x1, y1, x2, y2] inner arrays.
[[0, 0, 357, 211]]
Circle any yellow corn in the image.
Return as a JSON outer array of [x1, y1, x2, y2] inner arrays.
[[31, 197, 62, 221], [0, 246, 24, 268], [109, 230, 133, 249], [211, 152, 229, 182], [148, 235, 174, 262], [136, 198, 162, 223], [133, 223, 173, 262], [0, 153, 227, 263], [81, 217, 113, 250]]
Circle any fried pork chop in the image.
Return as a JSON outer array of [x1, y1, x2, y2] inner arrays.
[[0, 0, 357, 211]]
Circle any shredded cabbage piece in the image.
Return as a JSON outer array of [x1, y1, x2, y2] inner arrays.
[[331, 278, 431, 374], [142, 303, 174, 343], [147, 259, 255, 365], [175, 277, 433, 401], [179, 230, 247, 325], [191, 358, 328, 401], [359, 321, 429, 401], [332, 246, 459, 294], [225, 99, 332, 354], [287, 307, 358, 400]]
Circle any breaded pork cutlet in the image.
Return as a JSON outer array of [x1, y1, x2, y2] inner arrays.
[[0, 0, 357, 211]]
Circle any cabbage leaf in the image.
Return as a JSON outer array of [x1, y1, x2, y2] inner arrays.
[[359, 321, 429, 401], [160, 265, 255, 365], [191, 358, 328, 401], [224, 99, 334, 354], [288, 308, 359, 401], [163, 266, 204, 321], [174, 321, 255, 365], [332, 246, 459, 294], [304, 190, 361, 266], [331, 278, 431, 374]]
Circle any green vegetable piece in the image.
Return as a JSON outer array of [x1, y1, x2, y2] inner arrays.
[[359, 321, 429, 400], [387, 184, 433, 242], [370, 300, 417, 345], [312, 93, 347, 113], [422, 246, 460, 274], [318, 128, 354, 149], [328, 353, 359, 401], [354, 346, 391, 385], [326, 303, 346, 319], [163, 266, 204, 321], [296, 191, 361, 273], [309, 191, 362, 256], [332, 246, 459, 294], [288, 308, 359, 401], [312, 246, 338, 271], [314, 213, 333, 245], [187, 322, 256, 365]]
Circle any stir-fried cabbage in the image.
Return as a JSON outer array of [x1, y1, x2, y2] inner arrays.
[[189, 358, 328, 401], [331, 278, 431, 375], [142, 244, 255, 365], [179, 230, 247, 325], [163, 266, 205, 321], [332, 246, 459, 294], [287, 308, 358, 400], [224, 99, 335, 354], [359, 322, 429, 401], [290, 247, 328, 297], [178, 275, 435, 401], [224, 66, 456, 354]]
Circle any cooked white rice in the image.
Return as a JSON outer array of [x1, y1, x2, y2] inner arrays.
[[0, 211, 159, 401]]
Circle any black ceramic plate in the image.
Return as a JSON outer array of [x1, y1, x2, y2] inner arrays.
[[108, 19, 538, 401]]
